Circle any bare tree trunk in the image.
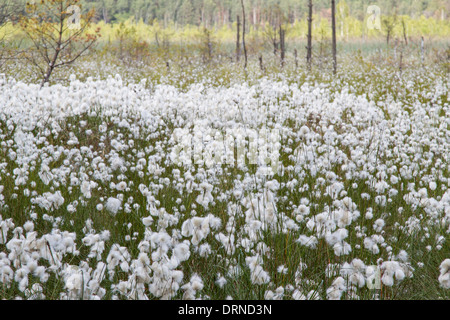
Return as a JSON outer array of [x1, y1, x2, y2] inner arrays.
[[279, 25, 286, 67], [42, 4, 65, 87], [306, 0, 313, 70], [401, 19, 408, 46], [331, 0, 337, 74], [421, 36, 424, 65], [241, 0, 247, 70], [236, 15, 241, 62], [294, 48, 298, 69], [207, 32, 212, 61], [102, 7, 109, 23], [259, 54, 265, 72]]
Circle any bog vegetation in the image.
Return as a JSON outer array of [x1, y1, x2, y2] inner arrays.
[[0, 0, 449, 300]]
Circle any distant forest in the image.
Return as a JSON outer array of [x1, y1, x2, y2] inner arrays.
[[13, 0, 450, 26]]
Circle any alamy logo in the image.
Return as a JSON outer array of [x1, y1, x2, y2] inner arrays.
[[367, 5, 381, 30], [171, 127, 281, 175], [67, 5, 81, 30]]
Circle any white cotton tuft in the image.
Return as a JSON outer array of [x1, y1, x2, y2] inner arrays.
[[173, 242, 190, 262], [105, 197, 121, 215], [438, 259, 450, 289], [142, 216, 153, 227]]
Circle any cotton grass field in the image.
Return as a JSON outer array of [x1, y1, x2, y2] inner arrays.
[[0, 54, 449, 300]]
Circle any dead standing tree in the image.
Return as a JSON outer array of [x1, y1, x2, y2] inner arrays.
[[331, 0, 337, 74], [262, 5, 287, 68], [199, 26, 214, 64], [241, 0, 247, 70], [19, 0, 100, 87], [401, 18, 408, 46], [236, 15, 241, 62], [279, 25, 286, 67], [294, 48, 298, 69], [306, 0, 313, 71]]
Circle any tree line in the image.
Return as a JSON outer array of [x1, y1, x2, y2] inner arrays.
[[85, 0, 450, 26], [3, 0, 449, 27]]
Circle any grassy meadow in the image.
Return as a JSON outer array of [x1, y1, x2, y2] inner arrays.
[[0, 11, 449, 300]]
